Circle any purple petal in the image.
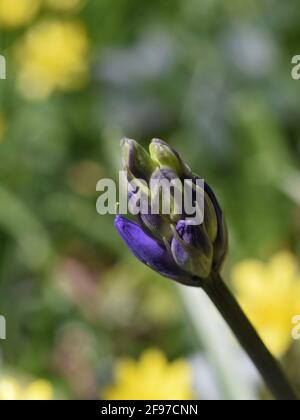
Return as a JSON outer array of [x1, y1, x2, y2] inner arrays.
[[171, 237, 189, 267], [173, 220, 211, 252], [114, 215, 185, 280]]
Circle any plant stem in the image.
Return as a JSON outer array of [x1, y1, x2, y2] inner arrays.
[[178, 285, 257, 400], [202, 271, 298, 401]]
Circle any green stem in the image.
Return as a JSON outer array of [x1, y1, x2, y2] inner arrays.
[[202, 271, 298, 401]]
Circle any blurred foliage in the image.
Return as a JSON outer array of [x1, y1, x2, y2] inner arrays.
[[0, 0, 300, 399]]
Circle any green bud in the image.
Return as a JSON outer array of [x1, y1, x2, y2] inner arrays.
[[149, 138, 187, 176], [204, 191, 218, 243], [121, 138, 157, 181]]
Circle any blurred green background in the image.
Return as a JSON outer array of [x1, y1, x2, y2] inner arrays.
[[0, 0, 300, 400]]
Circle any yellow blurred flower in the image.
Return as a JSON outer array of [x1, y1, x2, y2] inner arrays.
[[232, 251, 300, 357], [0, 378, 20, 400], [22, 379, 54, 400], [0, 377, 53, 400], [45, 0, 85, 12], [104, 348, 194, 400], [0, 0, 40, 29], [16, 20, 89, 100]]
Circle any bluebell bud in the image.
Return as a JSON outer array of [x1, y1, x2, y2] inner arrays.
[[115, 139, 228, 284]]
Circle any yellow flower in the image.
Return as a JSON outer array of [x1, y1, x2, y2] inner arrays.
[[0, 378, 20, 400], [104, 348, 194, 400], [0, 377, 54, 400], [45, 0, 85, 12], [22, 380, 54, 400], [232, 251, 300, 357], [16, 19, 89, 100], [0, 0, 40, 29]]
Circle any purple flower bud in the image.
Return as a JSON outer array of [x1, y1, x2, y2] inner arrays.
[[114, 215, 193, 283], [115, 139, 228, 284]]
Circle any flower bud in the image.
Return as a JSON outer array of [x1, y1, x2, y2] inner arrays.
[[150, 167, 183, 224], [184, 178, 218, 243], [139, 213, 173, 243], [171, 220, 213, 278], [149, 138, 189, 176], [121, 138, 157, 181], [115, 215, 191, 283], [115, 138, 228, 285], [204, 182, 228, 271]]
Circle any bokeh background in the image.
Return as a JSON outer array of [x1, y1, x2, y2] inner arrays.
[[0, 0, 300, 400]]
